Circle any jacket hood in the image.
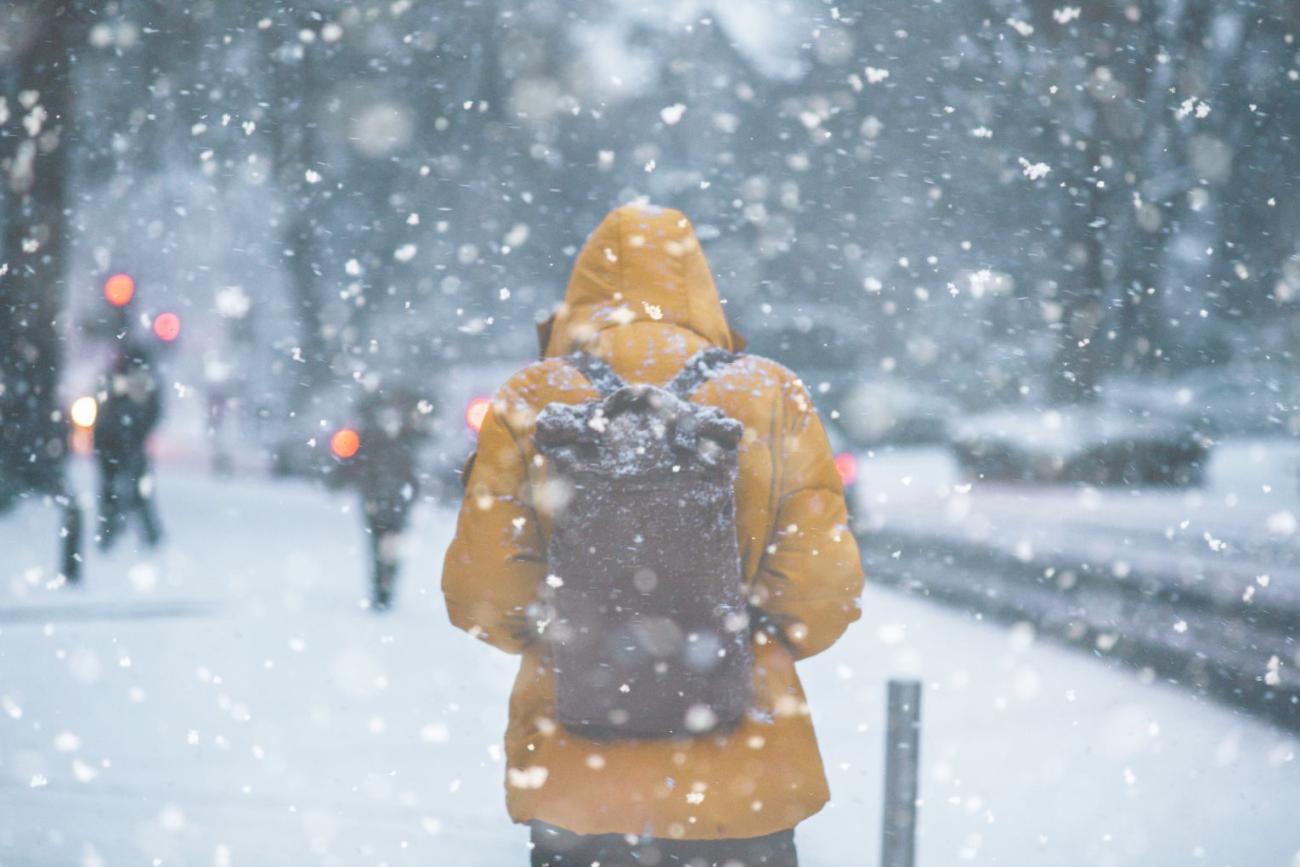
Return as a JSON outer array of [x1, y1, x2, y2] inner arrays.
[[540, 203, 742, 357]]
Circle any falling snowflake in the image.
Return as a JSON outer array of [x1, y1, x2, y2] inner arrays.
[[1264, 656, 1282, 686], [1007, 18, 1035, 37], [503, 223, 530, 248], [659, 103, 686, 125], [1266, 511, 1296, 536], [1019, 157, 1051, 180], [507, 766, 549, 789], [1175, 97, 1211, 120]]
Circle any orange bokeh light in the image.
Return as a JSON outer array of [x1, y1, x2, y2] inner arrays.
[[153, 312, 181, 342], [331, 427, 361, 459], [104, 273, 136, 307], [465, 396, 491, 433], [70, 427, 94, 457]]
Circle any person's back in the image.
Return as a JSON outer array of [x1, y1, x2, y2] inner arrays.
[[94, 344, 163, 549], [441, 203, 865, 865], [353, 389, 425, 609], [358, 417, 419, 531], [96, 353, 161, 460]]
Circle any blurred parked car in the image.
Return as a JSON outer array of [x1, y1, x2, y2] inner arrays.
[[953, 406, 1210, 487], [1100, 362, 1300, 439], [836, 379, 954, 447]]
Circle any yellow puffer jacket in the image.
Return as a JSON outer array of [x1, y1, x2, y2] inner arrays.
[[442, 204, 865, 840]]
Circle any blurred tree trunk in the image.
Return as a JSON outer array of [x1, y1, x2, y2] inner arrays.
[[1049, 128, 1108, 403], [0, 1, 85, 502], [266, 14, 331, 412], [1108, 2, 1170, 375], [1038, 4, 1107, 404]]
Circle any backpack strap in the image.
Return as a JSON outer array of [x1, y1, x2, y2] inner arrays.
[[567, 352, 626, 399], [666, 347, 738, 400]]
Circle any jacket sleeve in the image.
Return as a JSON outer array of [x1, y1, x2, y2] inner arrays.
[[751, 376, 865, 660], [441, 397, 546, 654]]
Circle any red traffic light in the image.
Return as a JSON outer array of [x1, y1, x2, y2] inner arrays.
[[331, 427, 361, 459], [153, 312, 181, 342], [104, 273, 135, 307]]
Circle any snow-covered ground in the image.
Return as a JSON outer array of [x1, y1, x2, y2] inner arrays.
[[857, 440, 1300, 611], [2, 460, 1298, 866]]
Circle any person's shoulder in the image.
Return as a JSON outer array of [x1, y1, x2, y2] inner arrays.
[[489, 358, 591, 438], [723, 352, 807, 395], [496, 357, 586, 402]]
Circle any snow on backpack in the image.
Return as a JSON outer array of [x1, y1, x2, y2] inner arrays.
[[533, 348, 752, 739]]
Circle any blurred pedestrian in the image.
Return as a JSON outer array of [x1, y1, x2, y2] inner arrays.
[[334, 388, 427, 610], [442, 204, 865, 866], [94, 341, 163, 550], [206, 385, 234, 477]]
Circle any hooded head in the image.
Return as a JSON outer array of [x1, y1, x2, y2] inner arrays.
[[113, 340, 153, 372], [540, 204, 742, 357]]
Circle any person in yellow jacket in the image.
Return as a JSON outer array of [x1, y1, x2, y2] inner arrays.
[[442, 203, 865, 866]]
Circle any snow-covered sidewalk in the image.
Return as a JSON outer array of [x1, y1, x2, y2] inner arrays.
[[854, 440, 1300, 728], [1, 462, 1297, 866]]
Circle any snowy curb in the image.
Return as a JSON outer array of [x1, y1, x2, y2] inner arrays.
[[860, 527, 1300, 733]]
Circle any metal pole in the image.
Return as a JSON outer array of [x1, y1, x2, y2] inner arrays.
[[880, 679, 921, 867], [59, 496, 83, 585]]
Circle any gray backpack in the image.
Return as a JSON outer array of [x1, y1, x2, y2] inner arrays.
[[533, 348, 752, 739]]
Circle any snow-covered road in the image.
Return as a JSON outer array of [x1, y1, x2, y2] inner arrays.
[[2, 463, 1297, 866]]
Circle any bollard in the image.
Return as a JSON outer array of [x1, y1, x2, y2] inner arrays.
[[880, 679, 921, 867], [60, 500, 83, 585]]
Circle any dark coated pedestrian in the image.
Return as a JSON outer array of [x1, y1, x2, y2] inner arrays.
[[334, 388, 428, 610], [94, 342, 163, 551]]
